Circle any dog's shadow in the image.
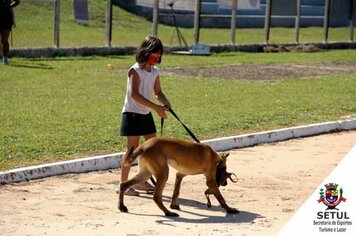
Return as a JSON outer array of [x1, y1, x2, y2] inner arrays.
[[130, 194, 264, 225]]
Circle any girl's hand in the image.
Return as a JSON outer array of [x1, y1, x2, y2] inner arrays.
[[155, 105, 167, 119], [163, 103, 171, 111]]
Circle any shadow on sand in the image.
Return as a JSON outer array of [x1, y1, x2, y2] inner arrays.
[[122, 194, 264, 225]]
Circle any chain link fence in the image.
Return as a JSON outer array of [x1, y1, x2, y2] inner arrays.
[[12, 0, 108, 48], [9, 0, 356, 54]]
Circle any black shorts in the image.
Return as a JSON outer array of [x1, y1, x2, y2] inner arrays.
[[120, 112, 156, 136], [0, 8, 13, 31]]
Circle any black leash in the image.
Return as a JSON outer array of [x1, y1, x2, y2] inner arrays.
[[160, 117, 164, 137], [168, 107, 200, 143], [160, 107, 200, 143]]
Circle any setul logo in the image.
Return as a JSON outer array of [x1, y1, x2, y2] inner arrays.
[[318, 183, 347, 210], [315, 183, 352, 233]]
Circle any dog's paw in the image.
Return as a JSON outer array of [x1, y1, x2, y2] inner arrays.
[[165, 211, 179, 217], [170, 204, 180, 210], [226, 208, 239, 214], [118, 204, 128, 213]]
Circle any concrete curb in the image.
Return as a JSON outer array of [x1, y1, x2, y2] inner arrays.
[[11, 42, 356, 58], [1, 119, 355, 184], [204, 119, 356, 151]]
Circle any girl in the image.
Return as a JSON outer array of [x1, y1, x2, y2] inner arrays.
[[0, 0, 21, 65], [118, 36, 171, 196]]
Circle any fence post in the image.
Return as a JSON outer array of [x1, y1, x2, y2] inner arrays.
[[230, 0, 237, 45], [194, 0, 201, 45], [152, 0, 159, 36], [323, 0, 331, 43], [106, 0, 112, 47], [295, 0, 301, 43], [54, 0, 60, 48], [350, 0, 354, 42], [264, 0, 272, 44]]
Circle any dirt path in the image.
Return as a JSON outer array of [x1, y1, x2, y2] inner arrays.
[[163, 60, 356, 81], [1, 131, 355, 236]]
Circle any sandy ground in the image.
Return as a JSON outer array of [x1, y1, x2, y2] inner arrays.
[[0, 131, 355, 236], [163, 61, 356, 81]]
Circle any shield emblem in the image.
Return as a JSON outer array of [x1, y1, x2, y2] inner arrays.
[[318, 183, 346, 210], [325, 189, 338, 203]]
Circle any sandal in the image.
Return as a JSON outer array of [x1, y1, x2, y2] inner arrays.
[[115, 186, 140, 196], [125, 188, 140, 196], [133, 181, 155, 193]]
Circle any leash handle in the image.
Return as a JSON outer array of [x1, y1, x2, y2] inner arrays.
[[160, 118, 164, 137], [169, 108, 200, 143]]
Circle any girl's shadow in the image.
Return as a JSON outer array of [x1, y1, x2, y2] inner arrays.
[[10, 62, 54, 70]]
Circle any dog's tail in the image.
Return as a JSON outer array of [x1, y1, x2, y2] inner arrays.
[[123, 146, 142, 167]]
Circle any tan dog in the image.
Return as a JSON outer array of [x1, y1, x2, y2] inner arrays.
[[118, 137, 239, 217]]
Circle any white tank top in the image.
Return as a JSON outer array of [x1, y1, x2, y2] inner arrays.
[[122, 63, 159, 114]]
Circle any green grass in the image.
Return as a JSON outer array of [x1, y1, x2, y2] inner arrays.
[[1, 50, 356, 171], [12, 1, 356, 48]]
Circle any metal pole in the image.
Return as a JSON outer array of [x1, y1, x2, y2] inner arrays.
[[264, 0, 272, 44], [105, 0, 113, 47], [295, 0, 301, 43], [323, 0, 331, 43], [194, 0, 201, 45], [350, 0, 354, 42], [54, 0, 60, 48], [230, 0, 237, 45], [152, 0, 159, 36]]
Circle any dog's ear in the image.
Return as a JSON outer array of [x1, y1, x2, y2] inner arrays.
[[220, 152, 230, 160], [216, 154, 222, 165], [216, 152, 229, 165]]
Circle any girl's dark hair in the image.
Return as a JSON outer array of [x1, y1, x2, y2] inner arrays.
[[136, 36, 163, 67]]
